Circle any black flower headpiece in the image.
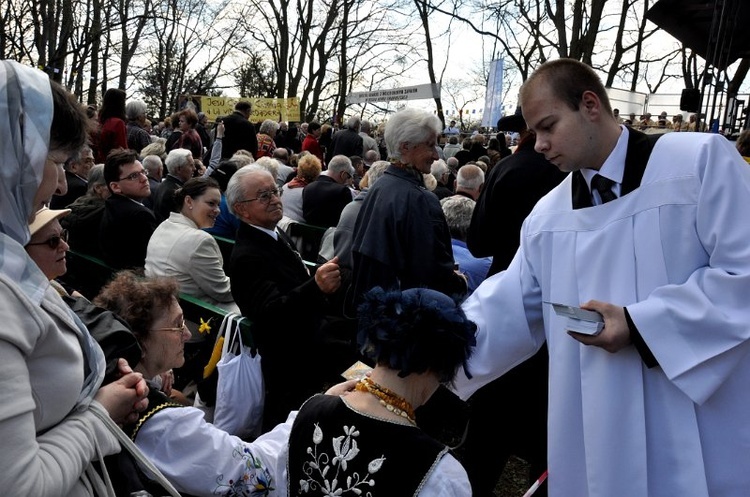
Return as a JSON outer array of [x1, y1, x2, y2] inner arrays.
[[357, 287, 477, 382]]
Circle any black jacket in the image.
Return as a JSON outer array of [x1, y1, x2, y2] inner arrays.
[[100, 194, 158, 269], [302, 175, 353, 228], [221, 111, 258, 158]]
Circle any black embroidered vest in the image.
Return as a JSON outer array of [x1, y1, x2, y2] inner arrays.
[[288, 394, 449, 496]]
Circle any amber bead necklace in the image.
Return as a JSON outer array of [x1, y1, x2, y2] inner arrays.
[[355, 376, 416, 425]]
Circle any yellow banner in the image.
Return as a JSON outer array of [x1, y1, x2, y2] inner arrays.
[[198, 96, 300, 122]]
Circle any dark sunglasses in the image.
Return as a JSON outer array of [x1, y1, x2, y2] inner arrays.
[[27, 229, 69, 249]]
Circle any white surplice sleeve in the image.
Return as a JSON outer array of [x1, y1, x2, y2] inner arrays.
[[419, 454, 473, 497], [135, 406, 296, 497], [627, 134, 750, 405], [451, 243, 547, 401]]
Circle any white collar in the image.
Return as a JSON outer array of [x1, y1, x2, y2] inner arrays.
[[582, 125, 629, 191]]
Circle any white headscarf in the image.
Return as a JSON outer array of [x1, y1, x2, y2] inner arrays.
[[0, 61, 105, 405], [0, 60, 53, 246]]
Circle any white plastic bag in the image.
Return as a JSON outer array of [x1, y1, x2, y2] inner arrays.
[[212, 312, 265, 439]]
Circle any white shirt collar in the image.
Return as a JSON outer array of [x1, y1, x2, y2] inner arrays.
[[249, 223, 278, 240], [581, 125, 629, 195]]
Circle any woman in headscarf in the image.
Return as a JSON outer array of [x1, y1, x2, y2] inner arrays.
[[0, 60, 148, 496]]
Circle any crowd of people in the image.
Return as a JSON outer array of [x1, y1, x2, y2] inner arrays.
[[3, 55, 750, 497]]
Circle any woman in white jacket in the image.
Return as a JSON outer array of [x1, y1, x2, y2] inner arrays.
[[0, 60, 148, 496], [145, 176, 239, 312]]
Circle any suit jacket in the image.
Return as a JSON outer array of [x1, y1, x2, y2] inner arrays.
[[221, 111, 258, 159], [301, 175, 352, 228], [152, 175, 183, 223], [467, 139, 567, 275], [229, 223, 336, 429], [145, 212, 236, 310], [100, 194, 158, 269], [326, 128, 363, 163], [50, 170, 87, 209]]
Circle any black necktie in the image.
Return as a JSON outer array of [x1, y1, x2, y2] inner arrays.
[[591, 174, 617, 204]]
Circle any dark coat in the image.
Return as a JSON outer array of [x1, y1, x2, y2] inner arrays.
[[152, 175, 183, 223], [61, 195, 105, 257], [100, 194, 158, 269], [351, 165, 467, 303], [229, 223, 339, 430], [221, 111, 258, 159], [50, 170, 87, 209], [301, 175, 352, 228], [467, 137, 567, 275], [326, 128, 363, 163]]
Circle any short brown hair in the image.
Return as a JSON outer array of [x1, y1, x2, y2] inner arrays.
[[104, 148, 139, 186], [520, 58, 612, 116], [50, 81, 90, 157]]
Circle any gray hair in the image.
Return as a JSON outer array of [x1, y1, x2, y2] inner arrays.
[[430, 159, 449, 181], [346, 115, 361, 131], [67, 145, 93, 168], [360, 120, 372, 134], [457, 164, 485, 191], [253, 156, 280, 180], [366, 161, 389, 187], [384, 108, 441, 160], [440, 195, 475, 241], [165, 148, 192, 174], [141, 138, 167, 160], [230, 152, 255, 167], [86, 164, 106, 194], [446, 156, 459, 170], [259, 119, 280, 135], [327, 154, 354, 176], [226, 164, 273, 216], [125, 99, 147, 120], [142, 155, 163, 176]]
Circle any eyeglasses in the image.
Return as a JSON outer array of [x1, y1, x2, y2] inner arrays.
[[152, 319, 187, 334], [342, 171, 352, 180], [27, 230, 68, 249], [119, 169, 148, 181], [238, 188, 282, 205]]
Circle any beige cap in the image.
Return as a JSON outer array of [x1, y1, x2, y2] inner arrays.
[[29, 206, 71, 237]]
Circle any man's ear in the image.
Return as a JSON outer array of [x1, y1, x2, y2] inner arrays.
[[580, 90, 601, 120], [109, 181, 122, 195], [398, 141, 411, 155]]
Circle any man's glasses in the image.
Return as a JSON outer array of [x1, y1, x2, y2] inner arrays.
[[119, 169, 148, 181], [27, 230, 69, 249], [152, 319, 187, 334], [238, 188, 282, 205]]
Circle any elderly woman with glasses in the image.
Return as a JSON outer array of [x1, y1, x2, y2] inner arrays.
[[94, 270, 356, 496], [24, 206, 84, 299]]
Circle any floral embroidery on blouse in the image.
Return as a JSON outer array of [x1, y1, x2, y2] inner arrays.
[[213, 443, 274, 496], [299, 423, 385, 496]]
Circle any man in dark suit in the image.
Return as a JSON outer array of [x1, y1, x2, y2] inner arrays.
[[152, 148, 195, 222], [227, 165, 347, 432], [100, 149, 158, 269], [301, 154, 355, 228], [51, 145, 94, 209], [326, 116, 363, 163], [221, 101, 258, 159], [457, 111, 567, 497]]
